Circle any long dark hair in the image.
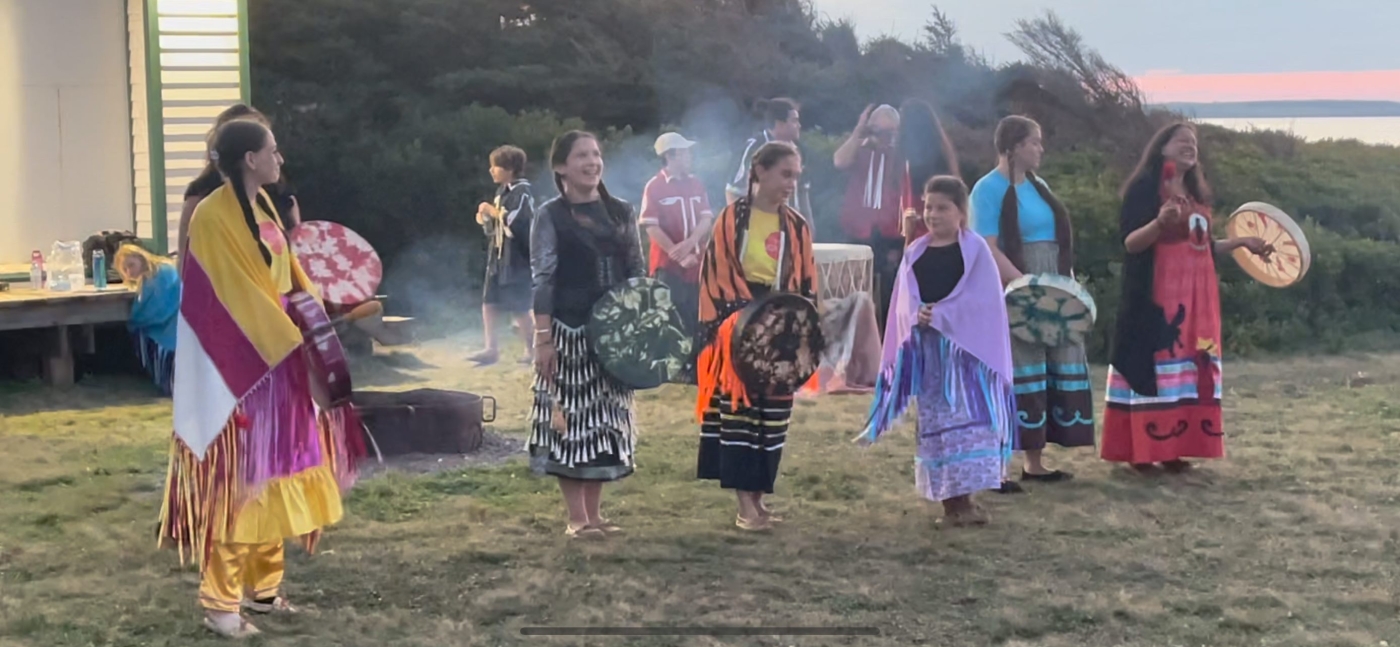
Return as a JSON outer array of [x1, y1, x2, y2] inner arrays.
[[993, 116, 1073, 275], [898, 99, 960, 194], [549, 130, 628, 228], [212, 120, 274, 266], [1120, 122, 1213, 205]]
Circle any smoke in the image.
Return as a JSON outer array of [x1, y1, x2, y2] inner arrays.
[[371, 94, 770, 347], [579, 95, 755, 209], [363, 61, 1010, 348], [378, 232, 485, 343]]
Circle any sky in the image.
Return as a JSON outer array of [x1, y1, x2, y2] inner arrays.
[[809, 0, 1400, 102]]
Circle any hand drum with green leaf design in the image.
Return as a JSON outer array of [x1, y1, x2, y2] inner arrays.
[[587, 277, 692, 390]]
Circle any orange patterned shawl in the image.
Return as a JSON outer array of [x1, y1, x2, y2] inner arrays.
[[694, 199, 818, 418]]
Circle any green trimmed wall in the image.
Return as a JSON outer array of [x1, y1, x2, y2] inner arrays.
[[128, 0, 251, 254]]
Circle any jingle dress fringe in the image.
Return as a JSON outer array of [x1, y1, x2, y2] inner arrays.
[[157, 351, 362, 571], [528, 320, 637, 481], [861, 328, 1016, 500], [136, 335, 175, 396]]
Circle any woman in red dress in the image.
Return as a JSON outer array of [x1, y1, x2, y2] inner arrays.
[[1102, 123, 1271, 472]]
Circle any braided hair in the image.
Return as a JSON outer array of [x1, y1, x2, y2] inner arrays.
[[549, 130, 629, 225], [993, 116, 1073, 275], [189, 104, 270, 198], [549, 130, 638, 275], [211, 120, 274, 266], [741, 140, 801, 217]]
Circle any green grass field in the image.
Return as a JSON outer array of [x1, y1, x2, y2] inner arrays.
[[2, 339, 1399, 646]]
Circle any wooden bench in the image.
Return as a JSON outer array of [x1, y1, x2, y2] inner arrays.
[[0, 286, 136, 386]]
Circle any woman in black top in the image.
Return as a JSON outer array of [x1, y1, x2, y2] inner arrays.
[[529, 130, 645, 539], [177, 104, 299, 273]]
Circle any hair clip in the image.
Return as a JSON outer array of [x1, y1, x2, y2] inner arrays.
[[209, 151, 221, 161]]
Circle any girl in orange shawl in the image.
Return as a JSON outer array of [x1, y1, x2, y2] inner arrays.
[[696, 141, 818, 531]]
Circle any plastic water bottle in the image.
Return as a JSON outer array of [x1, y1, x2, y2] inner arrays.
[[92, 249, 108, 289], [29, 250, 44, 290]]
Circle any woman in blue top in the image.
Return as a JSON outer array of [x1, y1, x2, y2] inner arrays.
[[115, 244, 181, 395], [969, 115, 1093, 486]]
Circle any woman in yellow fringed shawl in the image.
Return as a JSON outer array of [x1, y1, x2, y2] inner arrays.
[[696, 141, 818, 532], [161, 119, 363, 638]]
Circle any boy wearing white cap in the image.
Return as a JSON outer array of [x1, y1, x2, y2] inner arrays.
[[639, 132, 714, 382]]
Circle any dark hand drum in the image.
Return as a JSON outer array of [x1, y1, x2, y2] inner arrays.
[[730, 291, 825, 396]]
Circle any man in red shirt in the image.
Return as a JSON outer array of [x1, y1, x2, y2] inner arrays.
[[640, 132, 714, 382], [834, 104, 905, 324]]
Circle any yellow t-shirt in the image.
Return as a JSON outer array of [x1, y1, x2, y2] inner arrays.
[[741, 208, 782, 286], [254, 205, 294, 295]]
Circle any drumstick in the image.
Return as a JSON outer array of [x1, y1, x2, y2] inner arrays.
[[305, 301, 384, 336], [337, 300, 384, 324]]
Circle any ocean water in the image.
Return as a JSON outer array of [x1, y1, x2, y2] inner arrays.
[[1200, 117, 1400, 146]]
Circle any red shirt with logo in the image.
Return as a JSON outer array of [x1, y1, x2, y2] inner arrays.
[[639, 169, 713, 282]]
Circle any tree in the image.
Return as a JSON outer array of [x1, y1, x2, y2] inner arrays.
[[1006, 10, 1142, 111]]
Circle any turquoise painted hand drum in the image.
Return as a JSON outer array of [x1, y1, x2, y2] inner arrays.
[[1003, 273, 1097, 348]]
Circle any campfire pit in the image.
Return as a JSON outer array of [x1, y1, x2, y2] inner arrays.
[[354, 389, 496, 455]]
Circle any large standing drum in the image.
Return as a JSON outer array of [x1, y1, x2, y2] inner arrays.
[[812, 243, 873, 302]]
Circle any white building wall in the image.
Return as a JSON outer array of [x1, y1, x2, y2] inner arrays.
[[0, 0, 134, 264]]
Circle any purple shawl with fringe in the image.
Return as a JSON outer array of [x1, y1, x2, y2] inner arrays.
[[860, 228, 1016, 442]]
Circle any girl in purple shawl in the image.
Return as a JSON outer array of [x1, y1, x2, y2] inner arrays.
[[857, 176, 1017, 526]]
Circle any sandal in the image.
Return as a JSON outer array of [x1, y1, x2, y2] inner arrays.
[[938, 507, 990, 528], [565, 524, 605, 540], [204, 612, 261, 639], [735, 516, 773, 532], [242, 596, 299, 615], [996, 481, 1026, 494], [590, 519, 624, 534]]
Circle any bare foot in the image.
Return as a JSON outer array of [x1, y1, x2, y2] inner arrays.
[[467, 348, 499, 365]]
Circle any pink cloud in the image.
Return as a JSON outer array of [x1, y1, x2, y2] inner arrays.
[[1135, 70, 1400, 103]]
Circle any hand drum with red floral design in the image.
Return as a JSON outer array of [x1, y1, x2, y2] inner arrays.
[[289, 221, 384, 305], [1225, 202, 1311, 288]]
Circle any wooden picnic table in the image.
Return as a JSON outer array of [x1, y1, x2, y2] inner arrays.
[[0, 285, 136, 386]]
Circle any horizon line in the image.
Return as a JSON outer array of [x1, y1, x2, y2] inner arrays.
[[1134, 69, 1400, 103]]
